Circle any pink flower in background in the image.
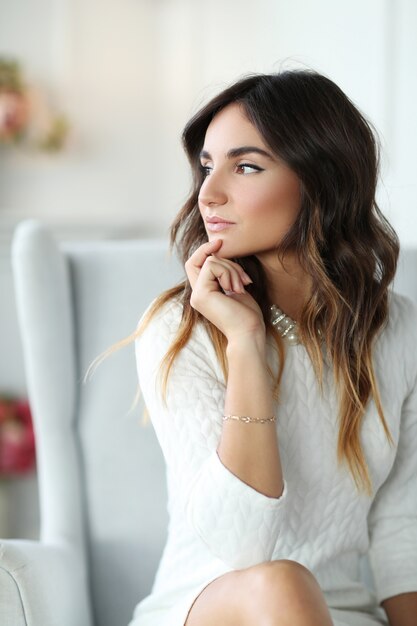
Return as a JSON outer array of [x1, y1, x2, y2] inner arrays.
[[0, 397, 36, 477], [0, 56, 69, 150], [0, 90, 29, 141]]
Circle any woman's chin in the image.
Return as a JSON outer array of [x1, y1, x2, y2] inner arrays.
[[205, 231, 257, 258], [211, 242, 252, 260]]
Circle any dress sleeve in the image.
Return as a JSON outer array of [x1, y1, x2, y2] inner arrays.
[[367, 351, 417, 604], [135, 298, 289, 570]]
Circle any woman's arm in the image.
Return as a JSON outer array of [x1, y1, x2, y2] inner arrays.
[[381, 592, 417, 626], [219, 335, 284, 499], [186, 238, 285, 501]]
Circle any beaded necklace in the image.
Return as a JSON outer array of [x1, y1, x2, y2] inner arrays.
[[270, 304, 300, 345]]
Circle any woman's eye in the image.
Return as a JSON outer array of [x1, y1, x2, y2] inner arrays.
[[199, 163, 264, 177], [200, 165, 212, 177], [236, 163, 263, 174]]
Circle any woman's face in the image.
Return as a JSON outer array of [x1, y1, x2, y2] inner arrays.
[[198, 103, 301, 262]]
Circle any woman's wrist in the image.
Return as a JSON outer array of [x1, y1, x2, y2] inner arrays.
[[226, 331, 267, 361]]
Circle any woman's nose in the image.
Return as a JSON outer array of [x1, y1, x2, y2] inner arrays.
[[198, 170, 228, 207]]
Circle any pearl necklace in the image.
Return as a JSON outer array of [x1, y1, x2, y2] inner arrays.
[[270, 304, 300, 346]]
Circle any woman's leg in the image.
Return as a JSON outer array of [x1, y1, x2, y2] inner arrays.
[[184, 559, 334, 626]]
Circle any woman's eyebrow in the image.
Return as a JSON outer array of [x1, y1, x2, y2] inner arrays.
[[199, 146, 275, 161]]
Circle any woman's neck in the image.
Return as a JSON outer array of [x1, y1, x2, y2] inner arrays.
[[257, 251, 312, 322]]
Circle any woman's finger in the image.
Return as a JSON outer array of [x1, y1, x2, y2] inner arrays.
[[184, 239, 223, 288], [186, 239, 247, 293], [219, 266, 243, 293], [209, 253, 253, 287], [196, 255, 245, 295], [211, 254, 253, 293]]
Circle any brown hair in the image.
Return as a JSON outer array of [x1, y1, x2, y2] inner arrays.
[[88, 70, 399, 496]]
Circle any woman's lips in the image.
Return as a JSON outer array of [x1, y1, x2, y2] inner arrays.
[[206, 222, 235, 232]]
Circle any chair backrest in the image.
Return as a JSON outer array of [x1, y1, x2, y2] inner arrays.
[[393, 248, 417, 301], [11, 219, 417, 626], [12, 220, 184, 626]]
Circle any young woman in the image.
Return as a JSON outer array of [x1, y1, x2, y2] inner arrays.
[[126, 71, 417, 625]]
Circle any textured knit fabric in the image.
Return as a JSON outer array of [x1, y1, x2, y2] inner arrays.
[[128, 290, 417, 626]]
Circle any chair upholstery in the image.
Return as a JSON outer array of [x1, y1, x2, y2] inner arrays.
[[2, 220, 183, 626], [1, 219, 416, 626]]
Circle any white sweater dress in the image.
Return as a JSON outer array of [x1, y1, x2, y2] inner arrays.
[[128, 290, 417, 626]]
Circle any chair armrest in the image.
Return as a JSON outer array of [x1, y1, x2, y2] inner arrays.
[[0, 539, 93, 626]]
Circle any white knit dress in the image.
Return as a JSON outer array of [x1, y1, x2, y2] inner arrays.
[[128, 290, 417, 626]]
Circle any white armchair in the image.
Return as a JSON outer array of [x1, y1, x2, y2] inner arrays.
[[1, 219, 183, 626], [1, 219, 416, 626]]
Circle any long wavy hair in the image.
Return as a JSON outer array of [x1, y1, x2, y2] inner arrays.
[[88, 69, 399, 496]]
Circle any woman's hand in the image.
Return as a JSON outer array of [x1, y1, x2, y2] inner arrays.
[[185, 239, 266, 344]]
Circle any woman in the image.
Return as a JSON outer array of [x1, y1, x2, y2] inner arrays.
[[125, 71, 417, 625]]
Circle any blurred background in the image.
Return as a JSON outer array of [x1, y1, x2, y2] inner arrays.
[[0, 0, 416, 541]]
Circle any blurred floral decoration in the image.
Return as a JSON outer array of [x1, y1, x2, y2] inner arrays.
[[0, 395, 36, 478], [0, 57, 70, 152]]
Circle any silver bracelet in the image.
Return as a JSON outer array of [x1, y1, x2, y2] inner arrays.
[[223, 414, 276, 424]]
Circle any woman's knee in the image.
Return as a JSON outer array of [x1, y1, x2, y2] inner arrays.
[[251, 559, 319, 587], [184, 560, 332, 626], [251, 559, 325, 603], [246, 559, 332, 624]]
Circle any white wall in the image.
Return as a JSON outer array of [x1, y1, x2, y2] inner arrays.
[[385, 0, 417, 239], [0, 0, 416, 241]]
